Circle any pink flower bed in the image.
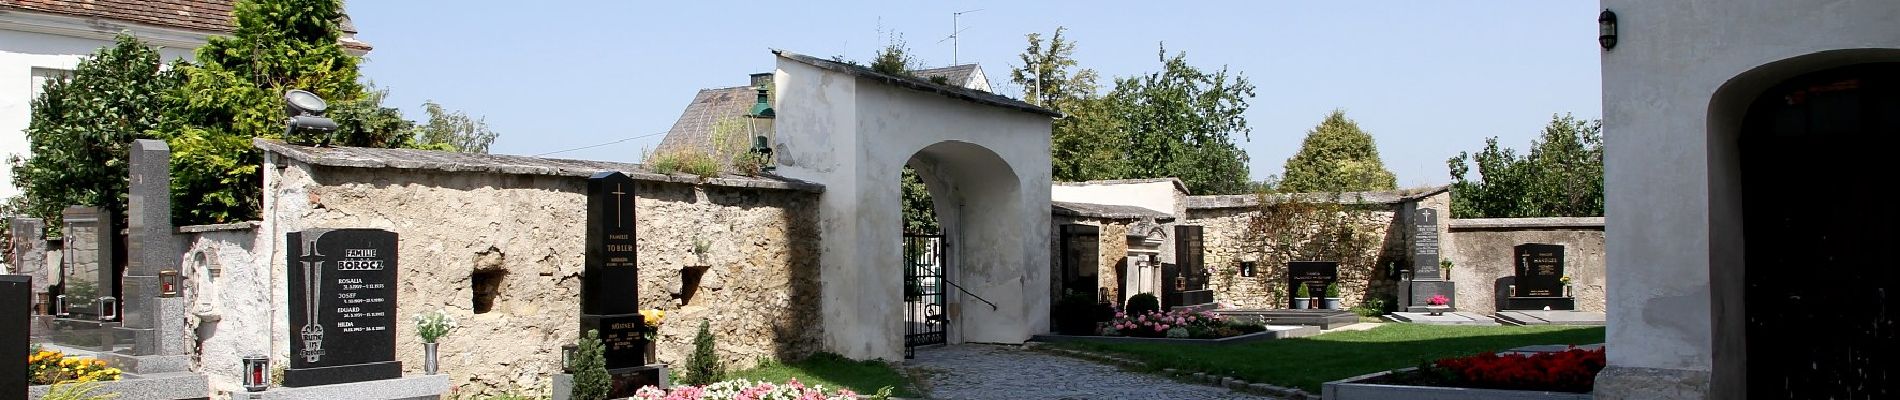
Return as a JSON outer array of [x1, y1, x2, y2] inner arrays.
[[633, 378, 875, 400]]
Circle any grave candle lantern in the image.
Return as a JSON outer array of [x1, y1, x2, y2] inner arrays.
[[242, 355, 269, 392], [98, 296, 118, 321], [159, 270, 180, 297], [561, 344, 578, 373]]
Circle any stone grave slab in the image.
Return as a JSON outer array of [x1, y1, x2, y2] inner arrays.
[[1388, 311, 1499, 326], [1505, 243, 1576, 310], [576, 171, 662, 397], [1214, 308, 1359, 330], [4, 275, 27, 399], [1495, 310, 1606, 326], [284, 229, 401, 387]]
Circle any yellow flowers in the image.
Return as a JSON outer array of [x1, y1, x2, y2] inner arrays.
[[27, 348, 122, 385], [638, 309, 665, 340], [639, 309, 666, 327]]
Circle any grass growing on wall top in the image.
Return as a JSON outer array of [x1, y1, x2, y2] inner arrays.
[[1051, 324, 1605, 393]]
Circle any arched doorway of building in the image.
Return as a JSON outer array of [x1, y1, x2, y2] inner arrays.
[[898, 140, 1023, 358], [1739, 62, 1899, 398]]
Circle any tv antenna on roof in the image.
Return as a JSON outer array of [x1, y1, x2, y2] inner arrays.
[[938, 9, 982, 65]]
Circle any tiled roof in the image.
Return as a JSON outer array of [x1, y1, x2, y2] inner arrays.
[[913, 64, 977, 85], [1, 0, 234, 32], [1053, 201, 1174, 221], [0, 0, 371, 50], [774, 49, 1059, 117], [652, 86, 756, 160]]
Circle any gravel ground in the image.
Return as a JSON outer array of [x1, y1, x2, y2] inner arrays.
[[904, 344, 1272, 400]]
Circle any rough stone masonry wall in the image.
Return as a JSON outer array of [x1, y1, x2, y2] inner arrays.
[[1187, 205, 1404, 310], [1444, 218, 1606, 314], [268, 159, 821, 396]]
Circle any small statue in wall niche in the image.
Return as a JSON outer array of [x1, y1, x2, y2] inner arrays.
[[188, 251, 223, 322]]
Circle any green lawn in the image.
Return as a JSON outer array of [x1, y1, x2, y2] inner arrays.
[[726, 353, 918, 397], [1051, 324, 1604, 393]]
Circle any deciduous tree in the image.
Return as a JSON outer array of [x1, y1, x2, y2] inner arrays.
[[1109, 45, 1256, 195], [1447, 114, 1603, 218], [1280, 110, 1398, 192], [8, 34, 181, 234]]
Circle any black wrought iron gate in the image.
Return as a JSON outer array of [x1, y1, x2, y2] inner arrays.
[[903, 234, 946, 358]]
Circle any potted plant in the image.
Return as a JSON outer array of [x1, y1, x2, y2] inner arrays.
[[1560, 275, 1573, 297], [1293, 283, 1312, 309], [638, 308, 666, 364], [414, 309, 457, 375], [1425, 295, 1450, 316], [1323, 282, 1342, 310], [1440, 259, 1454, 279]]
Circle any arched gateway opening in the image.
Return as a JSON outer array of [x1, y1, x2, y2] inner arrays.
[[769, 50, 1055, 361], [900, 141, 1022, 357], [1736, 62, 1900, 397]]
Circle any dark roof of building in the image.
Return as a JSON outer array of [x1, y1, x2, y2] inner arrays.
[[912, 64, 985, 89], [1052, 201, 1174, 221], [1185, 186, 1452, 209], [774, 49, 1059, 117], [1053, 177, 1192, 196], [255, 139, 823, 192], [652, 85, 755, 159], [0, 0, 371, 50]]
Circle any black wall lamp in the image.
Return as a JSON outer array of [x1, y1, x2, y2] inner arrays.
[[1598, 10, 1618, 50]]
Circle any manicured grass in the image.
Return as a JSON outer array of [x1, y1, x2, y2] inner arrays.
[[1051, 324, 1604, 393], [726, 352, 917, 397]]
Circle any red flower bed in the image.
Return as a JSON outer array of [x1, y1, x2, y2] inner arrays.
[[1370, 347, 1605, 393]]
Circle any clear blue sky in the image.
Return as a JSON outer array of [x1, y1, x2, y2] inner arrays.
[[349, 1, 1601, 187]]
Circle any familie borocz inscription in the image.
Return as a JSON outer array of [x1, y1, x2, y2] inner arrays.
[[284, 228, 401, 387]]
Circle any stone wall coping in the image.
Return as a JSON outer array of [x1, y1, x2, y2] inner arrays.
[[1185, 186, 1450, 210], [176, 221, 261, 233], [256, 139, 825, 193], [1448, 217, 1605, 230]]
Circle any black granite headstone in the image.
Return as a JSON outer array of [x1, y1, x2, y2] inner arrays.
[[1286, 261, 1338, 309], [284, 229, 401, 387], [1513, 244, 1566, 297], [578, 171, 655, 393], [3, 275, 28, 400], [1411, 208, 1441, 280]]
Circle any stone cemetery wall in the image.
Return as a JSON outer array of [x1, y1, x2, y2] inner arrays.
[[1443, 218, 1606, 314], [177, 222, 269, 395], [1185, 188, 1447, 311], [255, 141, 824, 396]]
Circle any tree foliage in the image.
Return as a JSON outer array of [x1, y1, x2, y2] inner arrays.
[[1108, 45, 1256, 195], [413, 100, 500, 153], [1447, 114, 1603, 218], [8, 34, 180, 235], [1010, 27, 1122, 182], [900, 167, 938, 234], [1279, 110, 1398, 193], [162, 0, 374, 225]]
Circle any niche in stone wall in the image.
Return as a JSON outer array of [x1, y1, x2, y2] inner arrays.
[[471, 269, 505, 314]]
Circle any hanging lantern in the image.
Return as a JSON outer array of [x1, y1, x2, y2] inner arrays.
[[242, 355, 269, 392], [54, 294, 68, 317], [159, 270, 181, 297]]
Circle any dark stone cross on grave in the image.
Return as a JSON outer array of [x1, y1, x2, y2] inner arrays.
[[578, 171, 663, 397]]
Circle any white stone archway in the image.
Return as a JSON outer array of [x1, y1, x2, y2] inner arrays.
[[768, 50, 1055, 361]]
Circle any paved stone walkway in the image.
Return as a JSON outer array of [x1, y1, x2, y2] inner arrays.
[[905, 344, 1271, 400]]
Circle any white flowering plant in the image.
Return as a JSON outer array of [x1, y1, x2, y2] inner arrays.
[[415, 310, 457, 344]]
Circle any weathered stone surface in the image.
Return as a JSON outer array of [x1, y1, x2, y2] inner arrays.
[[1445, 219, 1605, 314], [259, 158, 822, 397], [255, 139, 823, 192], [911, 345, 1268, 399], [1185, 192, 1431, 310], [1592, 366, 1710, 400]]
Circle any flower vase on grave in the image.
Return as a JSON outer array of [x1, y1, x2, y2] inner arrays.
[[644, 340, 657, 365], [424, 342, 439, 375]]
